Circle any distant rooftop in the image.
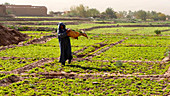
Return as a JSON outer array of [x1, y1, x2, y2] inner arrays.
[[5, 5, 46, 8]]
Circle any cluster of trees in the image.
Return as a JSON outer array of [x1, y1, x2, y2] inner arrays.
[[1, 2, 11, 5], [62, 4, 169, 21], [64, 4, 117, 19], [118, 10, 167, 21]]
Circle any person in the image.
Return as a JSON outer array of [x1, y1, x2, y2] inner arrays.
[[57, 22, 72, 66]]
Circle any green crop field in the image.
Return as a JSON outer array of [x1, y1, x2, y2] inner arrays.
[[88, 27, 170, 35], [0, 19, 170, 96], [0, 77, 169, 95], [0, 20, 75, 23], [18, 23, 115, 29]]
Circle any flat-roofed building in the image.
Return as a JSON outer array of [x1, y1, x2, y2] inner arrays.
[[5, 5, 47, 16]]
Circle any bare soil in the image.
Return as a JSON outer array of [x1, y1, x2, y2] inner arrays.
[[0, 24, 28, 46]]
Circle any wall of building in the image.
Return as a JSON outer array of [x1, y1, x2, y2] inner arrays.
[[6, 5, 47, 16], [0, 5, 7, 16]]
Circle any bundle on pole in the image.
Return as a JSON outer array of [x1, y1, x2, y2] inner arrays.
[[66, 29, 88, 39]]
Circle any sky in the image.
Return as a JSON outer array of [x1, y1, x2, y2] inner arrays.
[[1, 0, 170, 15]]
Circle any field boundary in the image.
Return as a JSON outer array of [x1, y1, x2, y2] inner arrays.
[[81, 24, 170, 31], [84, 38, 128, 59], [4, 24, 170, 31], [0, 18, 91, 21], [0, 35, 57, 51], [1, 69, 169, 87], [0, 58, 53, 74], [0, 22, 79, 25]]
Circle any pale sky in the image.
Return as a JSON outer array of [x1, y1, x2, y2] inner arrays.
[[1, 0, 170, 15]]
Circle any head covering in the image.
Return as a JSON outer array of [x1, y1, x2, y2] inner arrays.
[[58, 22, 66, 31]]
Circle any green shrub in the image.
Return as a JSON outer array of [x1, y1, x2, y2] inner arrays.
[[154, 30, 161, 35], [8, 25, 16, 29], [23, 26, 29, 30], [115, 60, 123, 67], [17, 27, 22, 31]]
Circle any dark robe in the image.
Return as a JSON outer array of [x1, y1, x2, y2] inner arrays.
[[57, 23, 72, 63]]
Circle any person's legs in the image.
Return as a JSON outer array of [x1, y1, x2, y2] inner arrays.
[[61, 61, 65, 66], [68, 59, 71, 64], [68, 55, 73, 64]]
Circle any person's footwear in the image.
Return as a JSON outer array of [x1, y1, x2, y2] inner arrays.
[[61, 62, 65, 66], [68, 59, 71, 64]]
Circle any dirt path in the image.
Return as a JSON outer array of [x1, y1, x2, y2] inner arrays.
[[93, 60, 168, 64], [1, 22, 79, 25], [36, 71, 170, 80], [0, 75, 27, 86], [0, 58, 53, 74], [0, 35, 57, 51], [0, 57, 33, 60], [81, 25, 170, 31], [1, 68, 169, 87], [74, 41, 107, 58], [165, 66, 170, 76], [90, 38, 128, 57], [72, 38, 128, 61], [25, 33, 52, 35]]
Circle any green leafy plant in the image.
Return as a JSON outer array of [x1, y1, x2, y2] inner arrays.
[[165, 49, 170, 57], [115, 60, 123, 67], [154, 30, 161, 35]]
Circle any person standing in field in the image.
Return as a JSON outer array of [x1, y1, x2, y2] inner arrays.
[[57, 22, 72, 66]]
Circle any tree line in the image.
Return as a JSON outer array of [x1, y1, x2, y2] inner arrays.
[[56, 4, 169, 21]]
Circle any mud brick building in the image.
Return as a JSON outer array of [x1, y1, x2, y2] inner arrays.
[[0, 5, 7, 16], [0, 5, 47, 16], [5, 5, 47, 16]]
